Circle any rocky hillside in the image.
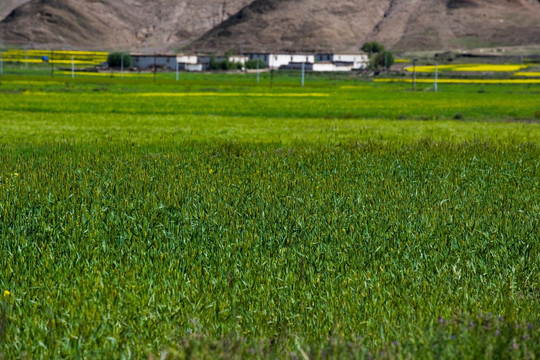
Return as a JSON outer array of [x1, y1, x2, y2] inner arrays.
[[1, 0, 540, 52], [0, 0, 30, 21], [192, 0, 540, 52], [0, 0, 251, 51]]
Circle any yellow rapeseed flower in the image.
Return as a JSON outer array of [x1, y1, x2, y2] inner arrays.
[[209, 169, 214, 174], [3, 290, 10, 297], [404, 64, 527, 73], [374, 78, 540, 84], [514, 72, 540, 77]]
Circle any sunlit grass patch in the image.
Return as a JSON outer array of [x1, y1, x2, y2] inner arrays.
[[136, 92, 330, 98]]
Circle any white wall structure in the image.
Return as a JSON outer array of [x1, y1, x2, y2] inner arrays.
[[197, 55, 248, 69], [312, 62, 339, 72], [185, 63, 203, 72], [176, 55, 201, 71], [283, 61, 353, 72], [315, 53, 369, 70], [229, 55, 248, 65], [131, 54, 178, 70], [177, 55, 198, 65], [332, 62, 355, 72], [247, 53, 315, 70]]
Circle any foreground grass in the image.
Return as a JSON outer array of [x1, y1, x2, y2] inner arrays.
[[1, 141, 538, 358], [0, 75, 539, 358]]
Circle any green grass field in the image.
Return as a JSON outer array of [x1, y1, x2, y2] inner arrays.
[[0, 72, 539, 359]]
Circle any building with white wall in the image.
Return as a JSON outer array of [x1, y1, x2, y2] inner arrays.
[[131, 54, 179, 70], [247, 53, 315, 70], [197, 55, 248, 69], [176, 54, 202, 71], [177, 55, 198, 65], [284, 61, 355, 72], [129, 52, 369, 73], [229, 55, 248, 65], [315, 53, 369, 70], [185, 63, 203, 72]]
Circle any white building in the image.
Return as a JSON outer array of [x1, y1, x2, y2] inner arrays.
[[131, 53, 205, 72], [176, 55, 198, 65], [197, 55, 249, 69], [247, 53, 315, 70], [131, 54, 179, 70], [176, 54, 202, 72], [185, 63, 203, 72], [284, 61, 354, 72], [315, 53, 369, 70], [229, 55, 248, 65]]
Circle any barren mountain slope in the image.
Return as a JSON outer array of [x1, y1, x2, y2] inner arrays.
[[0, 0, 30, 21], [191, 0, 391, 52], [0, 0, 251, 50], [1, 0, 540, 51], [193, 0, 540, 52], [373, 0, 540, 50]]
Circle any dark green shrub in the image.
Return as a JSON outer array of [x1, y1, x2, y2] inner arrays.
[[245, 59, 265, 69], [107, 53, 132, 68], [209, 55, 243, 71], [361, 41, 385, 55], [373, 51, 395, 70]]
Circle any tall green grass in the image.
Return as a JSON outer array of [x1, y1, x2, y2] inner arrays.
[[0, 75, 539, 358]]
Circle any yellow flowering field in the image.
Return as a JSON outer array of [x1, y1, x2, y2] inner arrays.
[[1, 49, 107, 66], [404, 64, 528, 73], [514, 72, 540, 77], [54, 71, 155, 77], [375, 78, 540, 84]]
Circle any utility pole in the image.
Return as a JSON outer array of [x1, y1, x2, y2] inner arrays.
[[256, 59, 260, 83], [413, 59, 417, 91], [301, 61, 305, 87], [51, 50, 54, 78], [434, 61, 438, 92], [153, 52, 157, 82]]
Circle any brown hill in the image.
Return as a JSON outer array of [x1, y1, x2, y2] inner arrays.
[[0, 0, 30, 21], [192, 0, 540, 52], [0, 0, 251, 50], [1, 0, 540, 52]]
